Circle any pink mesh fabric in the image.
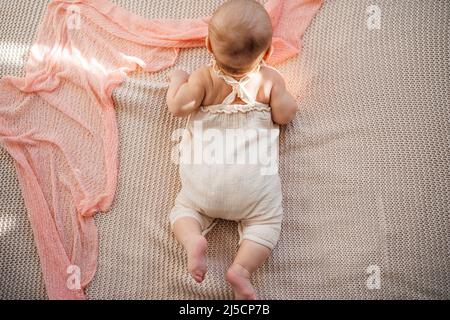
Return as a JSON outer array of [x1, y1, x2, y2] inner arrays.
[[0, 0, 323, 299]]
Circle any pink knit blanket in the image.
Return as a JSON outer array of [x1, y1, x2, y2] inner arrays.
[[0, 0, 322, 299]]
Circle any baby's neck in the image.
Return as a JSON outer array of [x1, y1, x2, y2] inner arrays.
[[213, 61, 261, 80]]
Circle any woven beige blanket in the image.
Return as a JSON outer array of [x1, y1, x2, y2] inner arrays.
[[1, 0, 449, 299]]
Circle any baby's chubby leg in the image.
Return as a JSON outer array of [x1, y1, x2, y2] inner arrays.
[[226, 240, 271, 300], [172, 217, 208, 283]]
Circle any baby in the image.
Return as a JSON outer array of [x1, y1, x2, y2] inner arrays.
[[166, 0, 298, 299]]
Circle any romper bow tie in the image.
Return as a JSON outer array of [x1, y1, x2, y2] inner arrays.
[[211, 59, 261, 105]]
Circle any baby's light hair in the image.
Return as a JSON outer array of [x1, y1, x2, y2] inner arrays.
[[209, 0, 273, 74]]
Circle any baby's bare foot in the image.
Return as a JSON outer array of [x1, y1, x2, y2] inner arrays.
[[186, 235, 208, 283], [226, 264, 256, 300]]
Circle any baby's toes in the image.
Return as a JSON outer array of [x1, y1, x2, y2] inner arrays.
[[226, 265, 256, 300], [189, 264, 206, 283], [194, 272, 205, 283]]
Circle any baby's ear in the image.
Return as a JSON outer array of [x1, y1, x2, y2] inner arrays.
[[205, 36, 213, 53], [263, 45, 274, 62]]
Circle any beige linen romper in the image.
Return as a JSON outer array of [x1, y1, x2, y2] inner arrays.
[[170, 62, 283, 249]]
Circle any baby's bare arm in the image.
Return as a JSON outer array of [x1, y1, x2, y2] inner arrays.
[[268, 69, 298, 125], [166, 69, 206, 117]]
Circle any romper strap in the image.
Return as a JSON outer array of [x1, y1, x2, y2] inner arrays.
[[211, 59, 261, 105]]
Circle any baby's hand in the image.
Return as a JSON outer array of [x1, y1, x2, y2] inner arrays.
[[166, 68, 205, 117], [168, 69, 189, 83]]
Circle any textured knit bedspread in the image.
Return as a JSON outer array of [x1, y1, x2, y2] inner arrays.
[[0, 0, 449, 300]]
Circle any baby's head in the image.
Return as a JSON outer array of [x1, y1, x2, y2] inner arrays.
[[207, 0, 273, 76]]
